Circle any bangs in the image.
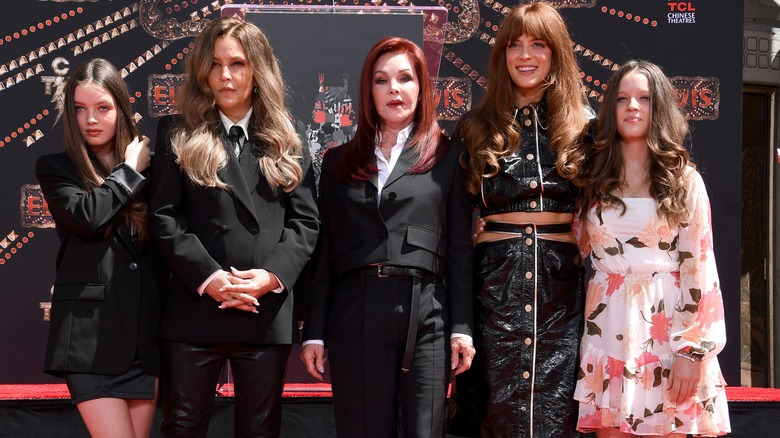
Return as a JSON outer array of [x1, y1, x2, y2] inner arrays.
[[505, 11, 554, 46]]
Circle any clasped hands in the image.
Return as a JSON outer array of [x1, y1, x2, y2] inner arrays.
[[204, 267, 280, 313]]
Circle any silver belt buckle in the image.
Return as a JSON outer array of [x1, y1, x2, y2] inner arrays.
[[377, 265, 389, 277]]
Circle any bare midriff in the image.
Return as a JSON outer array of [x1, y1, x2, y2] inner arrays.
[[476, 211, 576, 244]]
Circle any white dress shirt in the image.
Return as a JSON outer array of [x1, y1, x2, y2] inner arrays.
[[305, 123, 471, 346]]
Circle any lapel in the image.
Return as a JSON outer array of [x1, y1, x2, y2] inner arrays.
[[113, 222, 143, 259], [218, 131, 260, 226], [383, 144, 416, 189]]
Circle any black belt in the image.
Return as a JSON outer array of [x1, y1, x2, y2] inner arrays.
[[484, 221, 572, 234], [360, 265, 426, 373]]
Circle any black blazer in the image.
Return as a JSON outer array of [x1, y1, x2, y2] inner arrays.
[[302, 134, 474, 343], [37, 153, 165, 377], [149, 115, 319, 344]]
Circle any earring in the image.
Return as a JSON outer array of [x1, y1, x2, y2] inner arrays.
[[253, 86, 258, 94]]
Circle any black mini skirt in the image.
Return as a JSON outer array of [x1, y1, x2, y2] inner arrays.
[[64, 360, 156, 405]]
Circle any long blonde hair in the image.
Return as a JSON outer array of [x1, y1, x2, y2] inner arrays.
[[580, 60, 692, 227], [62, 58, 149, 239], [173, 17, 302, 192], [459, 3, 591, 196]]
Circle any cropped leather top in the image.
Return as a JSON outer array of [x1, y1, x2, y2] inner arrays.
[[476, 102, 583, 216]]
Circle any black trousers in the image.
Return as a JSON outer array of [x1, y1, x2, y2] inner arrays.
[[327, 270, 450, 438], [160, 341, 291, 438]]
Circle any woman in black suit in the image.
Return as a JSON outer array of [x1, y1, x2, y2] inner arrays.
[[148, 17, 319, 437], [37, 58, 163, 438], [300, 37, 475, 437]]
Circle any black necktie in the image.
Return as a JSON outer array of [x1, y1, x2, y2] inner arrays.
[[228, 125, 243, 157]]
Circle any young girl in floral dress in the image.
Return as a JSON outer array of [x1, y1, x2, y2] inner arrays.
[[573, 60, 731, 437]]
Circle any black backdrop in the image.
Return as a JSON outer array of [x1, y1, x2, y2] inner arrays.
[[0, 1, 741, 386]]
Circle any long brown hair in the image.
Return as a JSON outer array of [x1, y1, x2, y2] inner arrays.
[[459, 2, 590, 196], [333, 37, 445, 183], [580, 60, 693, 227], [173, 17, 302, 192], [61, 58, 149, 239]]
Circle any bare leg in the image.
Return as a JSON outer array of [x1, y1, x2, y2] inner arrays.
[[597, 429, 688, 438], [77, 398, 136, 438], [597, 429, 636, 438], [127, 379, 159, 438]]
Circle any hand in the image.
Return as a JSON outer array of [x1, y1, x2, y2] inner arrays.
[[124, 136, 151, 172], [204, 271, 258, 313], [667, 356, 702, 405], [450, 336, 475, 376], [472, 217, 486, 244], [218, 267, 280, 311], [300, 344, 327, 381], [203, 271, 234, 302]]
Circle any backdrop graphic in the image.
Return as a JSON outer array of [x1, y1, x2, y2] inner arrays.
[[0, 0, 741, 386]]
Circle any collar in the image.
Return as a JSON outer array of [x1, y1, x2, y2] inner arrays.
[[219, 108, 253, 142], [375, 122, 414, 149]]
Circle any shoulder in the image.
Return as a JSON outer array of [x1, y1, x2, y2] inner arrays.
[[323, 141, 348, 162], [681, 166, 710, 203], [35, 151, 71, 174], [156, 114, 182, 136], [441, 133, 464, 158], [683, 166, 705, 187]]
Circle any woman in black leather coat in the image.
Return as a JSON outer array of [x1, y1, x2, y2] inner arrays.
[[448, 4, 593, 437]]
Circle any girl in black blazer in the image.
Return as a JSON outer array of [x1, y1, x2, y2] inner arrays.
[[148, 17, 319, 437], [300, 37, 475, 438], [36, 58, 163, 437]]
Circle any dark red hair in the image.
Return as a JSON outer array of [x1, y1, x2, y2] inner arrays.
[[333, 37, 445, 183]]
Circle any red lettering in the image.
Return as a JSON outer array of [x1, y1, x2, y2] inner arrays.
[[697, 89, 712, 108], [153, 86, 178, 106], [435, 87, 466, 109], [451, 89, 464, 109], [668, 2, 695, 12], [26, 196, 49, 216]]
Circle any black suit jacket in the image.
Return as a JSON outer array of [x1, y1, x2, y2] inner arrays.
[[149, 115, 319, 344], [302, 134, 474, 344], [37, 153, 165, 377]]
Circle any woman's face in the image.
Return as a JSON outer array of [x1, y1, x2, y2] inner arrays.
[[505, 34, 552, 105], [208, 36, 253, 122], [371, 52, 420, 132], [74, 82, 118, 154], [615, 70, 652, 144]]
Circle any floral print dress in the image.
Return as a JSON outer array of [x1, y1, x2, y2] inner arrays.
[[573, 168, 730, 436]]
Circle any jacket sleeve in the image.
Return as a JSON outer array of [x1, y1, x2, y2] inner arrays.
[[669, 168, 727, 360], [260, 137, 320, 291], [301, 151, 333, 343], [445, 140, 474, 337], [36, 154, 145, 239], [147, 116, 222, 294]]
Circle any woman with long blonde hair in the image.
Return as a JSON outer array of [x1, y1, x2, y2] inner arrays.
[[149, 17, 318, 436]]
